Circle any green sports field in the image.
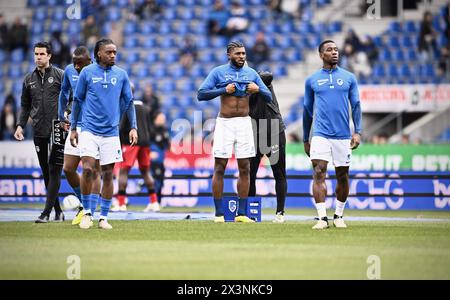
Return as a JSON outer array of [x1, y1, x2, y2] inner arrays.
[[0, 207, 449, 280]]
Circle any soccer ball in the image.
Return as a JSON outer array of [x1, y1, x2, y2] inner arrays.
[[63, 195, 80, 210]]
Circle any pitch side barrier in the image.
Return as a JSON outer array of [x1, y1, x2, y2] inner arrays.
[[0, 169, 449, 210]]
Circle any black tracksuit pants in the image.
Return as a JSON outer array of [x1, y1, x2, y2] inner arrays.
[[249, 131, 287, 213]]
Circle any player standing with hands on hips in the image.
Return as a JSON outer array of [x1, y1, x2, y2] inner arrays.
[[70, 38, 137, 230], [303, 40, 362, 230]]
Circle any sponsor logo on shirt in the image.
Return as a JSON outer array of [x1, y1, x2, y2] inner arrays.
[[92, 77, 103, 83], [317, 79, 328, 86], [71, 74, 79, 82]]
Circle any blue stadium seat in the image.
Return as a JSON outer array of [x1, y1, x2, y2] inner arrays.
[[125, 52, 140, 64], [373, 36, 383, 47], [188, 65, 206, 77], [124, 37, 139, 48], [406, 48, 418, 61], [198, 50, 214, 63], [134, 66, 149, 78], [393, 49, 405, 61], [388, 21, 402, 34], [163, 7, 176, 20], [144, 52, 159, 63], [271, 64, 287, 77], [11, 49, 24, 63], [401, 36, 414, 48], [387, 64, 399, 77], [163, 51, 179, 64], [158, 21, 172, 34], [388, 36, 400, 48], [172, 21, 189, 35], [142, 37, 157, 48], [12, 80, 23, 93], [372, 64, 386, 78], [399, 64, 411, 77], [177, 7, 195, 20], [159, 37, 175, 48], [52, 7, 66, 21], [328, 21, 342, 33], [27, 0, 41, 7], [116, 0, 129, 7], [158, 80, 176, 93], [67, 22, 81, 35], [0, 50, 5, 62], [151, 64, 167, 78], [49, 21, 62, 33], [195, 36, 209, 48], [285, 49, 302, 62], [31, 23, 44, 35], [379, 49, 392, 62], [140, 22, 154, 35], [422, 64, 435, 77], [33, 8, 47, 21], [124, 22, 138, 35], [404, 20, 417, 33], [106, 8, 121, 22], [168, 65, 186, 78]]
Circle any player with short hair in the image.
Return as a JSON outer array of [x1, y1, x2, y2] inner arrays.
[[58, 46, 102, 225], [70, 38, 137, 230], [15, 41, 65, 223], [197, 41, 272, 223], [303, 40, 362, 229]]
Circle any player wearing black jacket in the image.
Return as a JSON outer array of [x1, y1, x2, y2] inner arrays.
[[14, 42, 65, 223], [248, 71, 287, 223]]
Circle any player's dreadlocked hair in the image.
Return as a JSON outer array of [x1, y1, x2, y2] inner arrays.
[[227, 41, 244, 53], [94, 38, 114, 63], [73, 46, 90, 57]]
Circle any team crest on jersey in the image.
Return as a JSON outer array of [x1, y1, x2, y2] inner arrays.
[[337, 78, 344, 86], [48, 77, 54, 84], [111, 77, 117, 85], [229, 200, 237, 213]]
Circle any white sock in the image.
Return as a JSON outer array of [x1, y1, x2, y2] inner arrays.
[[335, 200, 346, 217], [99, 216, 107, 221], [315, 202, 327, 219]]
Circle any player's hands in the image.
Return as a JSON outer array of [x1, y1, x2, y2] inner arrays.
[[129, 128, 138, 146], [246, 82, 259, 94], [14, 125, 24, 141], [350, 133, 361, 150], [70, 129, 78, 147], [225, 83, 236, 94], [304, 141, 310, 157]]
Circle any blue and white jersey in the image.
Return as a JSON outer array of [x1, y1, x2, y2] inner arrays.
[[71, 62, 136, 137], [58, 64, 81, 123], [197, 63, 272, 102], [303, 66, 362, 141]]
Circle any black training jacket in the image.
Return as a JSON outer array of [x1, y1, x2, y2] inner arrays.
[[249, 71, 286, 134], [120, 100, 152, 147], [17, 65, 64, 138]]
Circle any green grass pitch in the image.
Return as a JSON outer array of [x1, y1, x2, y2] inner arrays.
[[0, 207, 449, 279]]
